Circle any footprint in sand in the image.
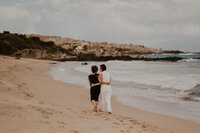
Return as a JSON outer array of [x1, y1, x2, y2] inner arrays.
[[90, 127, 100, 131], [58, 125, 64, 128], [55, 111, 63, 114], [43, 115, 49, 119], [104, 118, 110, 120], [18, 83, 28, 90], [32, 106, 55, 119], [129, 126, 134, 129], [38, 101, 45, 104], [24, 92, 34, 98], [120, 130, 126, 133], [70, 130, 79, 133], [44, 121, 50, 124], [42, 111, 54, 119], [26, 66, 32, 71], [113, 122, 120, 125], [142, 124, 146, 128], [81, 111, 87, 114], [129, 119, 137, 124], [57, 121, 65, 124], [95, 113, 102, 116]]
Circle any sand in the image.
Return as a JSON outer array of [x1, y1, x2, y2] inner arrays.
[[0, 55, 200, 133]]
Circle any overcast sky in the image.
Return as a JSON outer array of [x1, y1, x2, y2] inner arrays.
[[0, 0, 200, 52]]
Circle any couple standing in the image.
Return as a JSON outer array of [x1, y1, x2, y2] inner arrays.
[[88, 64, 112, 114]]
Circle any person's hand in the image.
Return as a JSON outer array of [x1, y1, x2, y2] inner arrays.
[[106, 82, 111, 85], [91, 84, 94, 87]]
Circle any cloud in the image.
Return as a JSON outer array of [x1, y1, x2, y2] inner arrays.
[[0, 4, 30, 20], [0, 3, 41, 34], [0, 0, 199, 51]]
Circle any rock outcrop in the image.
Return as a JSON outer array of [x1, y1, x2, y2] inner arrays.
[[0, 31, 183, 61], [0, 31, 70, 60], [27, 34, 163, 57]]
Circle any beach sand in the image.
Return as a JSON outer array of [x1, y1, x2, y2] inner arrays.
[[0, 55, 200, 133]]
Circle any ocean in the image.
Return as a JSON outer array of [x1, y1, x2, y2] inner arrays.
[[131, 53, 200, 59], [49, 58, 200, 123]]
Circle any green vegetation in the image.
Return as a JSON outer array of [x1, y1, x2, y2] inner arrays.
[[0, 31, 69, 56]]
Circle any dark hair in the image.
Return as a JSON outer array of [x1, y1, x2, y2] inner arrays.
[[91, 65, 98, 73], [100, 64, 106, 71]]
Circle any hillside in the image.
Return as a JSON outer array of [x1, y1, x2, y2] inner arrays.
[[27, 34, 163, 57], [0, 31, 71, 60], [0, 31, 183, 61]]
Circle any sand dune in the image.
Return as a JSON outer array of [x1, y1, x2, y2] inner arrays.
[[0, 55, 199, 133]]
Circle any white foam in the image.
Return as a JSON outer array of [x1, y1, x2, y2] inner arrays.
[[106, 61, 200, 91], [181, 58, 200, 62]]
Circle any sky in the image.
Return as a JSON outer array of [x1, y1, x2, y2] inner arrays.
[[0, 0, 200, 52]]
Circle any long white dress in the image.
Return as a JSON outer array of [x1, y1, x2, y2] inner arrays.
[[99, 71, 112, 112]]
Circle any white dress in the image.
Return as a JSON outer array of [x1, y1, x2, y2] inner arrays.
[[99, 71, 112, 112]]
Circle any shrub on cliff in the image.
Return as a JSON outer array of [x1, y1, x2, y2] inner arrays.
[[0, 31, 69, 57]]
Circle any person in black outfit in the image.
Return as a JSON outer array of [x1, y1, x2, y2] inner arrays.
[[88, 65, 101, 112]]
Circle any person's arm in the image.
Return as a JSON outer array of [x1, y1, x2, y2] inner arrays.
[[88, 78, 92, 87], [89, 79, 101, 87], [98, 74, 110, 85], [91, 82, 101, 87], [91, 75, 101, 87]]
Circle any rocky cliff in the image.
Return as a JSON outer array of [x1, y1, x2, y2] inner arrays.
[[0, 31, 69, 60], [1, 31, 182, 61], [26, 34, 163, 57]]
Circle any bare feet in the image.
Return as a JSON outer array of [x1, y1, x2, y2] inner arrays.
[[93, 106, 97, 112], [99, 109, 103, 112]]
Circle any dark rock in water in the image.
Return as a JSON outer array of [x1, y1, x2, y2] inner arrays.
[[182, 97, 199, 102], [163, 50, 184, 54], [81, 62, 88, 65], [58, 53, 134, 62], [49, 62, 57, 64], [188, 84, 200, 97], [58, 54, 183, 62], [132, 56, 183, 62], [182, 84, 200, 102]]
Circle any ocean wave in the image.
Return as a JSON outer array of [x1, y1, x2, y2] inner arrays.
[[74, 60, 200, 91], [180, 58, 200, 62], [182, 84, 200, 102], [187, 84, 200, 97]]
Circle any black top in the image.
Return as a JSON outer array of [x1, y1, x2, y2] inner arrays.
[[88, 73, 101, 101], [88, 73, 99, 84]]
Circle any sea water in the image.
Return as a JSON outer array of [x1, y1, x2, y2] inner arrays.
[[132, 53, 200, 59], [50, 59, 200, 123]]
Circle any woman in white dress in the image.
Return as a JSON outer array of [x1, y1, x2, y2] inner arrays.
[[97, 64, 112, 114]]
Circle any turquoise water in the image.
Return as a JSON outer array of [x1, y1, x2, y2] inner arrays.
[[132, 54, 200, 59]]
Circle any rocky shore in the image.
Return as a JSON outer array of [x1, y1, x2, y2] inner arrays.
[[0, 31, 184, 62], [58, 54, 134, 61], [131, 56, 183, 62], [28, 34, 163, 57]]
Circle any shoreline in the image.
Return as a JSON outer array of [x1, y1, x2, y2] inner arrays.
[[0, 55, 200, 133], [50, 60, 200, 123]]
